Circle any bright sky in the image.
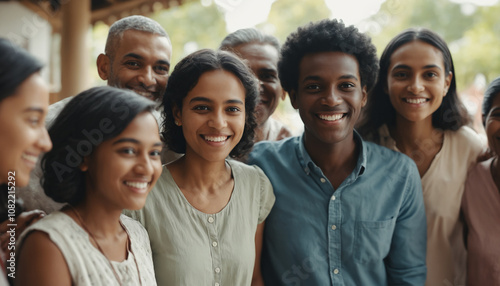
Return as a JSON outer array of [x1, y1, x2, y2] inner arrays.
[[212, 0, 499, 32]]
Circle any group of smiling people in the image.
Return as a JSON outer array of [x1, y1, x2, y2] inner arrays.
[[0, 14, 498, 286]]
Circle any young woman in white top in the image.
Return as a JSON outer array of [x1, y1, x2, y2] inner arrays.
[[16, 86, 162, 286], [358, 28, 484, 286]]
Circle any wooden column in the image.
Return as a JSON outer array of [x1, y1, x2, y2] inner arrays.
[[59, 0, 91, 101]]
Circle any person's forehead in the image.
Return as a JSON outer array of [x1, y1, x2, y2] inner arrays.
[[114, 30, 172, 59], [299, 51, 360, 79], [235, 43, 279, 64]]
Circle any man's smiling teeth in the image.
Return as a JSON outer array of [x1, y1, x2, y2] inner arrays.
[[21, 153, 38, 164], [405, 98, 427, 104], [125, 181, 148, 189], [205, 136, 227, 142], [318, 114, 344, 121]]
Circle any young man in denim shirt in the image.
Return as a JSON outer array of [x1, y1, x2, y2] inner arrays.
[[248, 19, 427, 285]]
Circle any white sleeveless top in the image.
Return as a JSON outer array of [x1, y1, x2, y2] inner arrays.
[[18, 211, 157, 286]]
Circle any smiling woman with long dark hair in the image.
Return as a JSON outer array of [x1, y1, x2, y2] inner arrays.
[[0, 38, 52, 285], [16, 86, 162, 286], [126, 49, 275, 286], [358, 28, 484, 285]]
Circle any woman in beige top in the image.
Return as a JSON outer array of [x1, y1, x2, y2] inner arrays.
[[126, 49, 275, 286], [358, 28, 483, 286], [17, 86, 162, 285]]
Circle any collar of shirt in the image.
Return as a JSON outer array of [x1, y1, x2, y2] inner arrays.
[[296, 130, 366, 179]]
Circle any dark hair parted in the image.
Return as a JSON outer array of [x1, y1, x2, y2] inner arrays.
[[482, 76, 500, 125], [0, 38, 43, 102], [219, 28, 280, 53], [162, 49, 258, 158], [278, 19, 379, 97], [41, 86, 156, 205], [358, 28, 470, 137]]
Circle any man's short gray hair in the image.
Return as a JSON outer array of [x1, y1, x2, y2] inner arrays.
[[219, 28, 280, 53], [105, 15, 170, 59]]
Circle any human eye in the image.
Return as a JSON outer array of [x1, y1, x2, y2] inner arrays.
[[226, 106, 242, 113], [260, 73, 276, 82], [149, 149, 161, 157], [125, 61, 141, 69], [193, 105, 210, 112], [425, 71, 438, 79], [119, 147, 136, 155], [155, 65, 169, 75], [392, 71, 407, 79], [339, 82, 355, 90], [304, 83, 321, 92], [28, 117, 41, 126]]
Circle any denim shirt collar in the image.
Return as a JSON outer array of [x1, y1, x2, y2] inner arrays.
[[297, 130, 367, 178]]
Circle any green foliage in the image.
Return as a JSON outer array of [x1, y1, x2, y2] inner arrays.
[[259, 0, 331, 43], [150, 0, 227, 68], [366, 0, 499, 90], [453, 4, 500, 87]]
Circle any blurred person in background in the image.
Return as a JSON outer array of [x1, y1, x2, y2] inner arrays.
[[0, 38, 52, 285], [462, 76, 500, 286], [220, 28, 293, 142]]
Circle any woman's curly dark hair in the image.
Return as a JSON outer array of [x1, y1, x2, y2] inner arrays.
[[278, 19, 379, 98], [41, 86, 156, 205], [358, 28, 470, 138], [161, 49, 258, 159]]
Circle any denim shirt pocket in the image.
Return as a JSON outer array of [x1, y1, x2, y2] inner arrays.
[[354, 216, 396, 264]]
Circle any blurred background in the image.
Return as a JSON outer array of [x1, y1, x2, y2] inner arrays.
[[1, 0, 498, 136]]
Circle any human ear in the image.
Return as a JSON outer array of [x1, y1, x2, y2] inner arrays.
[[280, 89, 287, 101], [79, 157, 89, 172], [361, 86, 368, 107], [96, 54, 110, 81], [443, 71, 453, 96], [172, 105, 182, 126]]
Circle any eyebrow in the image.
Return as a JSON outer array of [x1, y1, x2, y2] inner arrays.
[[259, 68, 278, 73], [123, 53, 171, 67], [392, 64, 442, 70], [112, 138, 163, 146], [189, 97, 244, 105], [302, 74, 359, 83]]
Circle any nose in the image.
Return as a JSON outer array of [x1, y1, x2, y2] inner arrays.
[[134, 152, 155, 175], [38, 127, 52, 152], [138, 67, 156, 88], [322, 86, 342, 106], [407, 76, 425, 94], [207, 109, 227, 129]]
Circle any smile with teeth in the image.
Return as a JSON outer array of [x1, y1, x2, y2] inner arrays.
[[404, 98, 428, 104], [318, 114, 345, 122], [21, 153, 38, 164], [204, 135, 228, 142], [125, 181, 149, 189], [133, 90, 156, 98]]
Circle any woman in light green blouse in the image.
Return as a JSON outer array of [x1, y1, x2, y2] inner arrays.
[[126, 49, 275, 286]]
